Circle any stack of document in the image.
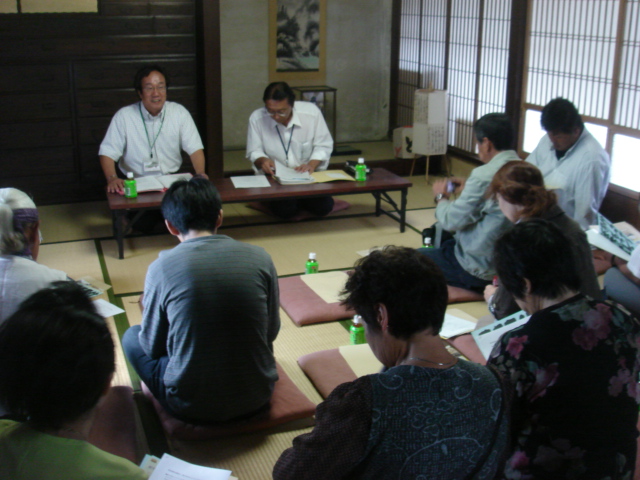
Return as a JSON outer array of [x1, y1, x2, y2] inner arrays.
[[274, 164, 314, 185]]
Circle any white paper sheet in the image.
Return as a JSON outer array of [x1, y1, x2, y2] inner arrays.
[[92, 298, 125, 318], [439, 313, 477, 339], [149, 453, 231, 480], [231, 175, 270, 188]]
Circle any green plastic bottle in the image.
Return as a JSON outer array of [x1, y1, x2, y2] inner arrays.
[[350, 315, 366, 345], [355, 157, 367, 182], [305, 252, 319, 274], [124, 172, 137, 199], [423, 236, 434, 248]]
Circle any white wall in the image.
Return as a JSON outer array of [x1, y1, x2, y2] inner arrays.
[[220, 0, 392, 150]]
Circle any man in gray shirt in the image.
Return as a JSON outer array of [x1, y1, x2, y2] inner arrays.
[[419, 113, 520, 292], [122, 178, 280, 423]]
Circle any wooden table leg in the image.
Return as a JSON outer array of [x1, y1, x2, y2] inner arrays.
[[113, 210, 126, 259], [400, 188, 407, 233]]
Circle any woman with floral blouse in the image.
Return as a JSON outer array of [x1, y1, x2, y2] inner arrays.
[[488, 219, 640, 479]]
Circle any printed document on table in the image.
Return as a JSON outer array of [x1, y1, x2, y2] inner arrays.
[[274, 164, 314, 184], [231, 175, 270, 188], [148, 453, 231, 480]]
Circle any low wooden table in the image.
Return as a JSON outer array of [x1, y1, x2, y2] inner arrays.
[[107, 168, 412, 259]]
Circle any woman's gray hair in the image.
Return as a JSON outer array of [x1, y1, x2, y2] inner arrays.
[[0, 188, 38, 255]]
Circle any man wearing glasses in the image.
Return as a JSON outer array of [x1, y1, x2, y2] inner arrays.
[[246, 82, 334, 219], [99, 65, 206, 194]]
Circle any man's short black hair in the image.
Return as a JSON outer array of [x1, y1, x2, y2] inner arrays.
[[0, 282, 114, 429], [341, 246, 448, 339], [134, 64, 169, 93], [473, 113, 515, 151], [494, 219, 580, 301], [161, 178, 222, 234], [540, 97, 584, 133], [263, 82, 296, 106]]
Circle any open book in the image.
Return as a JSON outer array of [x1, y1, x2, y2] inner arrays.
[[135, 173, 193, 193]]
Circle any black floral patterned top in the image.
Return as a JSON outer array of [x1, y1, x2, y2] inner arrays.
[[488, 294, 640, 479]]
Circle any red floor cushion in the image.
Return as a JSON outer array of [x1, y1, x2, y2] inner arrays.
[[141, 363, 316, 441]]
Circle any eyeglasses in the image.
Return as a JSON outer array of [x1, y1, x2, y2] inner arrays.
[[142, 85, 167, 93], [267, 108, 291, 118]]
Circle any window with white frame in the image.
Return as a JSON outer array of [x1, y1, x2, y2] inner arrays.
[[396, 0, 513, 153]]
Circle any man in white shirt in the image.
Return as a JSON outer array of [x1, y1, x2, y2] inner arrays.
[[246, 82, 334, 218], [99, 65, 207, 194], [526, 98, 610, 229]]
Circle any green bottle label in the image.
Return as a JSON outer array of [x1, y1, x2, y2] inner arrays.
[[124, 179, 137, 198], [350, 325, 365, 345], [355, 164, 367, 181], [305, 260, 318, 274]]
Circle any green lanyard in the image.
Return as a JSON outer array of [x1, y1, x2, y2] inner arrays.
[[276, 125, 294, 161], [139, 103, 165, 159]]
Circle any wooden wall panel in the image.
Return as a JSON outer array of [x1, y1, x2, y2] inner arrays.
[[100, 5, 149, 16], [78, 144, 101, 174], [1, 35, 195, 59], [0, 16, 154, 38], [0, 94, 70, 121], [0, 121, 73, 149], [101, 1, 194, 16], [77, 117, 112, 145], [155, 16, 195, 34], [0, 65, 69, 92], [74, 58, 195, 89], [2, 147, 76, 177]]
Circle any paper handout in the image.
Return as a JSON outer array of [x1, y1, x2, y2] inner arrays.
[[147, 453, 232, 480]]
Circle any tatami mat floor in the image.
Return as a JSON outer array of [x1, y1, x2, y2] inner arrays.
[[36, 173, 490, 479]]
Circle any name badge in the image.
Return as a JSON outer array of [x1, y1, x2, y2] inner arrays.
[[144, 162, 161, 173]]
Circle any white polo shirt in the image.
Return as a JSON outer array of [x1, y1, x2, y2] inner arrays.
[[99, 101, 204, 177]]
